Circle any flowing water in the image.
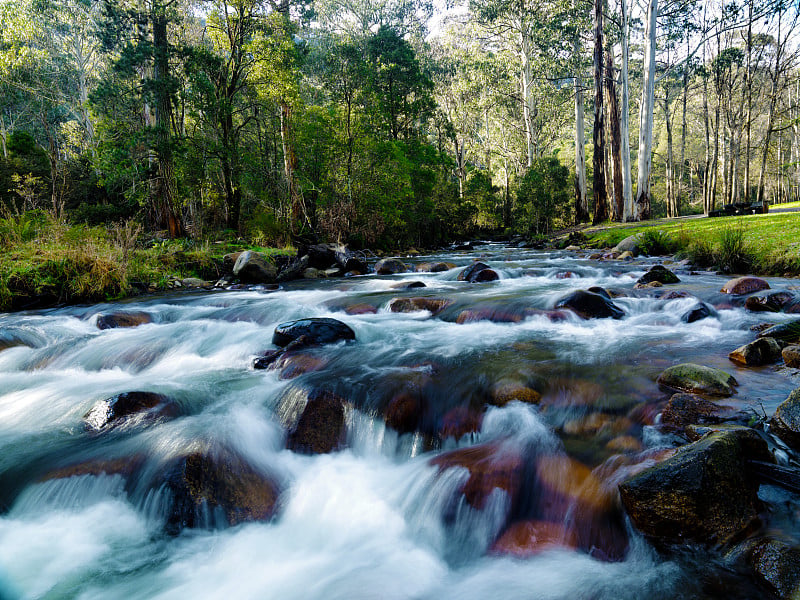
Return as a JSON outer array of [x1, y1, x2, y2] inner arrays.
[[0, 244, 798, 599]]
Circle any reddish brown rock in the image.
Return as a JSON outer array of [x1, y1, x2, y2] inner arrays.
[[389, 297, 451, 315], [277, 388, 348, 454], [720, 276, 770, 295], [659, 393, 729, 432], [606, 436, 643, 453], [562, 413, 632, 437], [374, 258, 408, 274], [430, 442, 524, 510], [490, 520, 576, 557], [490, 382, 542, 406], [274, 353, 328, 380], [96, 312, 152, 330], [83, 391, 176, 432], [783, 345, 800, 368], [384, 393, 423, 434], [729, 337, 782, 366], [438, 406, 483, 441], [345, 303, 378, 315]]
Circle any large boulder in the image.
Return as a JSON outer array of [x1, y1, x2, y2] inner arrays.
[[728, 337, 782, 366], [656, 363, 738, 397], [745, 292, 796, 312], [618, 429, 769, 546], [305, 243, 367, 273], [276, 387, 348, 454], [374, 258, 407, 274], [272, 317, 355, 348], [384, 393, 424, 434], [276, 254, 309, 282], [659, 393, 730, 433], [162, 447, 281, 533], [613, 233, 644, 255], [83, 391, 177, 432], [748, 538, 800, 600], [96, 312, 152, 330], [389, 297, 451, 315], [555, 290, 625, 320], [458, 262, 494, 283], [233, 251, 277, 283], [783, 345, 800, 368], [758, 319, 800, 343], [769, 388, 800, 449], [636, 265, 680, 286], [720, 276, 770, 295]]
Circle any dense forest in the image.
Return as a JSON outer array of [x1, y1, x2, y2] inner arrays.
[[0, 0, 798, 249]]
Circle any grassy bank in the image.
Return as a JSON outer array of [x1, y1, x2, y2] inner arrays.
[[0, 212, 292, 311], [583, 212, 800, 276]]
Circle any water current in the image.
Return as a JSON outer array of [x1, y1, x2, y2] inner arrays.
[[0, 244, 798, 599]]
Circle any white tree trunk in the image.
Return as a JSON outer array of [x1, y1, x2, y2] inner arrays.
[[634, 0, 657, 221], [521, 28, 534, 168], [620, 0, 633, 221]]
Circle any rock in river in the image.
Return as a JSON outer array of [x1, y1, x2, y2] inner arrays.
[[555, 290, 624, 320], [272, 317, 355, 348], [233, 251, 277, 283], [728, 337, 782, 366], [681, 302, 715, 323], [458, 262, 498, 283], [389, 297, 450, 315], [619, 428, 769, 546], [276, 386, 348, 454], [656, 363, 738, 397], [748, 538, 800, 600], [720, 276, 770, 295], [83, 391, 177, 432], [96, 311, 152, 330], [374, 258, 408, 274], [783, 345, 800, 368], [769, 388, 800, 450], [659, 393, 730, 433], [636, 265, 680, 286]]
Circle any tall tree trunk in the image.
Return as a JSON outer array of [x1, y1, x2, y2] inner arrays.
[[663, 95, 676, 217], [620, 0, 634, 221], [634, 0, 658, 221], [743, 0, 753, 203], [152, 6, 183, 238], [757, 8, 785, 206], [605, 52, 624, 220], [521, 29, 535, 168], [592, 0, 608, 224], [574, 11, 589, 223], [680, 35, 689, 206], [280, 100, 299, 225]]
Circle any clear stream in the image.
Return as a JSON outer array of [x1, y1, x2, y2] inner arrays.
[[0, 244, 798, 600]]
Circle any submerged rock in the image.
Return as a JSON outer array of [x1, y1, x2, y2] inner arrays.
[[490, 520, 575, 557], [490, 381, 542, 406], [233, 251, 277, 283], [769, 388, 800, 450], [619, 429, 769, 546], [636, 265, 680, 286], [374, 258, 407, 274], [438, 406, 483, 441], [272, 317, 355, 348], [758, 320, 800, 343], [384, 393, 424, 434], [96, 312, 152, 330], [656, 363, 738, 397], [389, 297, 450, 315], [681, 302, 715, 323], [277, 387, 348, 454], [162, 447, 280, 532], [555, 290, 624, 320], [83, 391, 176, 432], [720, 276, 770, 295], [415, 262, 455, 273], [659, 393, 730, 432], [729, 337, 782, 366]]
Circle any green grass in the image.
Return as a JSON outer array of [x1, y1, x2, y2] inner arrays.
[[584, 211, 800, 275], [772, 200, 800, 210]]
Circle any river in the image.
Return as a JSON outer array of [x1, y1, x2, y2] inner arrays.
[[0, 244, 797, 599]]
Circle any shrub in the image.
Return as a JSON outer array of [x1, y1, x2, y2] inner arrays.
[[516, 157, 572, 236], [715, 223, 753, 273], [637, 229, 676, 256]]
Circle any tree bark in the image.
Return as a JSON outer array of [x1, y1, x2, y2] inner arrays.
[[634, 0, 658, 221], [592, 0, 608, 224], [574, 6, 589, 223], [605, 52, 623, 220], [620, 0, 633, 221]]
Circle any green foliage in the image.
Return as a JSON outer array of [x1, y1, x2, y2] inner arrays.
[[515, 157, 571, 236], [715, 223, 753, 274], [637, 229, 677, 256]]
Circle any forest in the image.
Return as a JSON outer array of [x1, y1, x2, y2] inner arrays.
[[0, 0, 798, 250]]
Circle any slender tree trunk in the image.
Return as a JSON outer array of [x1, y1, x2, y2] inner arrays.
[[0, 113, 7, 158], [620, 0, 633, 221], [664, 95, 676, 217], [634, 0, 658, 221], [605, 52, 624, 220], [592, 0, 608, 224], [280, 100, 298, 225], [521, 29, 535, 168], [574, 18, 589, 223], [680, 35, 688, 205]]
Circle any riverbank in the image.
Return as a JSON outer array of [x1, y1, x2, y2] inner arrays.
[[573, 211, 800, 277]]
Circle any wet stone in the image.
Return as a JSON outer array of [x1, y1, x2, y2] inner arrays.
[[83, 391, 176, 432], [636, 265, 680, 286], [681, 302, 715, 323], [659, 393, 729, 433], [729, 337, 782, 366], [769, 388, 800, 450], [555, 290, 624, 320], [96, 311, 152, 330], [720, 276, 770, 295], [748, 538, 800, 600], [272, 318, 355, 348], [783, 345, 800, 368], [389, 297, 450, 315], [374, 258, 407, 274], [656, 363, 738, 397]]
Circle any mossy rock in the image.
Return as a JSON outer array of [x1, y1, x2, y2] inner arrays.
[[657, 363, 738, 397]]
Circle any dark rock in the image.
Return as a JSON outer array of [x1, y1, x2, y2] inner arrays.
[[438, 406, 483, 441], [656, 363, 738, 397], [748, 538, 800, 599], [758, 320, 800, 343], [430, 442, 524, 510], [457, 262, 491, 282], [374, 258, 407, 274], [555, 290, 625, 320], [415, 262, 455, 273], [720, 276, 770, 295], [222, 252, 243, 273], [729, 337, 782, 366], [96, 312, 152, 330], [83, 391, 176, 432], [272, 317, 355, 348], [162, 447, 280, 532], [305, 243, 367, 273], [783, 345, 800, 368], [472, 268, 499, 282], [587, 286, 611, 299], [233, 251, 277, 283], [255, 351, 328, 380], [278, 388, 348, 454], [276, 254, 309, 282], [390, 280, 426, 289], [384, 393, 423, 434], [659, 393, 729, 432], [619, 429, 768, 546], [41, 455, 147, 481], [681, 302, 715, 323], [389, 297, 450, 315], [636, 265, 680, 286], [253, 349, 284, 370], [769, 388, 800, 449], [344, 303, 378, 315], [745, 292, 796, 312]]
